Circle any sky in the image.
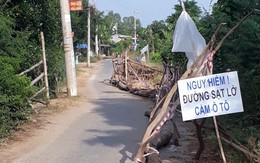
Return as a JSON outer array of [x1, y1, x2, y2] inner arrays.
[[96, 0, 218, 27]]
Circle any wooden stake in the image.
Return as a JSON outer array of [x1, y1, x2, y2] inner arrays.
[[147, 44, 150, 62], [127, 62, 141, 81], [41, 32, 49, 100], [213, 116, 227, 163], [125, 51, 128, 81], [207, 51, 226, 163], [221, 137, 260, 159]]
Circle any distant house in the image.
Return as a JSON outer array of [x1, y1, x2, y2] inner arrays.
[[111, 34, 133, 43], [99, 44, 111, 56]]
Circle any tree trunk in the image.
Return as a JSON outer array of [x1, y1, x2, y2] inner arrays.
[[193, 119, 206, 160]]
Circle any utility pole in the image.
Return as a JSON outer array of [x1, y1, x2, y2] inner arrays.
[[150, 29, 155, 55], [87, 0, 91, 67], [133, 11, 140, 51], [60, 0, 77, 97], [94, 0, 99, 56], [134, 15, 137, 50]]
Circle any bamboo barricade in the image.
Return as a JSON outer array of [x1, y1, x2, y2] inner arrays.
[[111, 53, 162, 98], [134, 10, 258, 163]]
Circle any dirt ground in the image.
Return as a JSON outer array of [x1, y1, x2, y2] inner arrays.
[[160, 114, 221, 163], [0, 60, 221, 163], [0, 61, 101, 162]]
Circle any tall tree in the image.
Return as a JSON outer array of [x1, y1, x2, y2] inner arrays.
[[163, 0, 203, 66], [211, 0, 260, 129], [166, 0, 202, 31]]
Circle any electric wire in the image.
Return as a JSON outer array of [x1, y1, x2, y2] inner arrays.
[[110, 0, 133, 13]]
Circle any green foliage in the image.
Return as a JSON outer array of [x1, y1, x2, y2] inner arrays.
[[163, 0, 202, 68], [255, 141, 260, 163], [150, 52, 162, 63], [201, 0, 260, 161], [0, 0, 65, 138], [119, 16, 135, 36], [0, 57, 34, 138], [90, 55, 102, 63], [110, 39, 132, 54], [71, 1, 88, 44], [151, 0, 260, 161], [212, 0, 260, 129], [71, 1, 260, 161], [36, 0, 65, 95], [166, 0, 202, 31], [1, 0, 65, 95], [0, 1, 259, 156]]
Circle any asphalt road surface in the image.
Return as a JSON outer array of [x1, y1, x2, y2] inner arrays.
[[14, 60, 151, 163]]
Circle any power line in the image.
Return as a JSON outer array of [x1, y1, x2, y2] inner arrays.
[[120, 0, 140, 11], [110, 0, 132, 12], [110, 0, 142, 19]]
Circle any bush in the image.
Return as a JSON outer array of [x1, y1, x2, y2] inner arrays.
[[90, 55, 102, 63], [0, 57, 34, 138], [151, 52, 162, 63]]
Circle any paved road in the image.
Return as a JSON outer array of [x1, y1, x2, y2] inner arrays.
[[15, 60, 151, 163]]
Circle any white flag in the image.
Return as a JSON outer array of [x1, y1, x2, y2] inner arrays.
[[172, 11, 206, 68], [141, 55, 146, 62], [140, 44, 149, 55]]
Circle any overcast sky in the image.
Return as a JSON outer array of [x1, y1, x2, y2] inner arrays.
[[96, 0, 218, 27]]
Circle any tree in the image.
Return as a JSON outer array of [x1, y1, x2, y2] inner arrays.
[[100, 11, 122, 44], [162, 0, 203, 67], [198, 0, 260, 160], [0, 0, 65, 137], [211, 0, 260, 133], [0, 3, 35, 137], [166, 0, 202, 31]]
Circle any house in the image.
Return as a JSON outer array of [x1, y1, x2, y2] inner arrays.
[[111, 34, 133, 43]]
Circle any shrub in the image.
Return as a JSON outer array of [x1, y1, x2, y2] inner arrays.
[[0, 57, 34, 138], [151, 52, 162, 63]]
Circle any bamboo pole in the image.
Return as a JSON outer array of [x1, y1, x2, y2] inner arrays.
[[147, 45, 150, 62], [207, 52, 226, 162], [134, 32, 213, 162], [18, 61, 43, 76], [193, 10, 259, 160], [30, 87, 46, 99], [149, 96, 166, 122], [213, 116, 227, 162], [125, 51, 128, 81], [134, 69, 193, 162], [127, 62, 142, 81], [30, 73, 44, 86], [128, 59, 162, 73], [41, 32, 50, 100], [221, 137, 260, 159]]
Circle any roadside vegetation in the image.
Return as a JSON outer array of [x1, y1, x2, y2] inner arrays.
[[0, 0, 259, 161]]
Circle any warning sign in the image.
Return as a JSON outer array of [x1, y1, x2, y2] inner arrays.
[[178, 71, 244, 121]]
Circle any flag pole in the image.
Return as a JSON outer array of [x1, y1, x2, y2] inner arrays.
[[147, 44, 150, 62]]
